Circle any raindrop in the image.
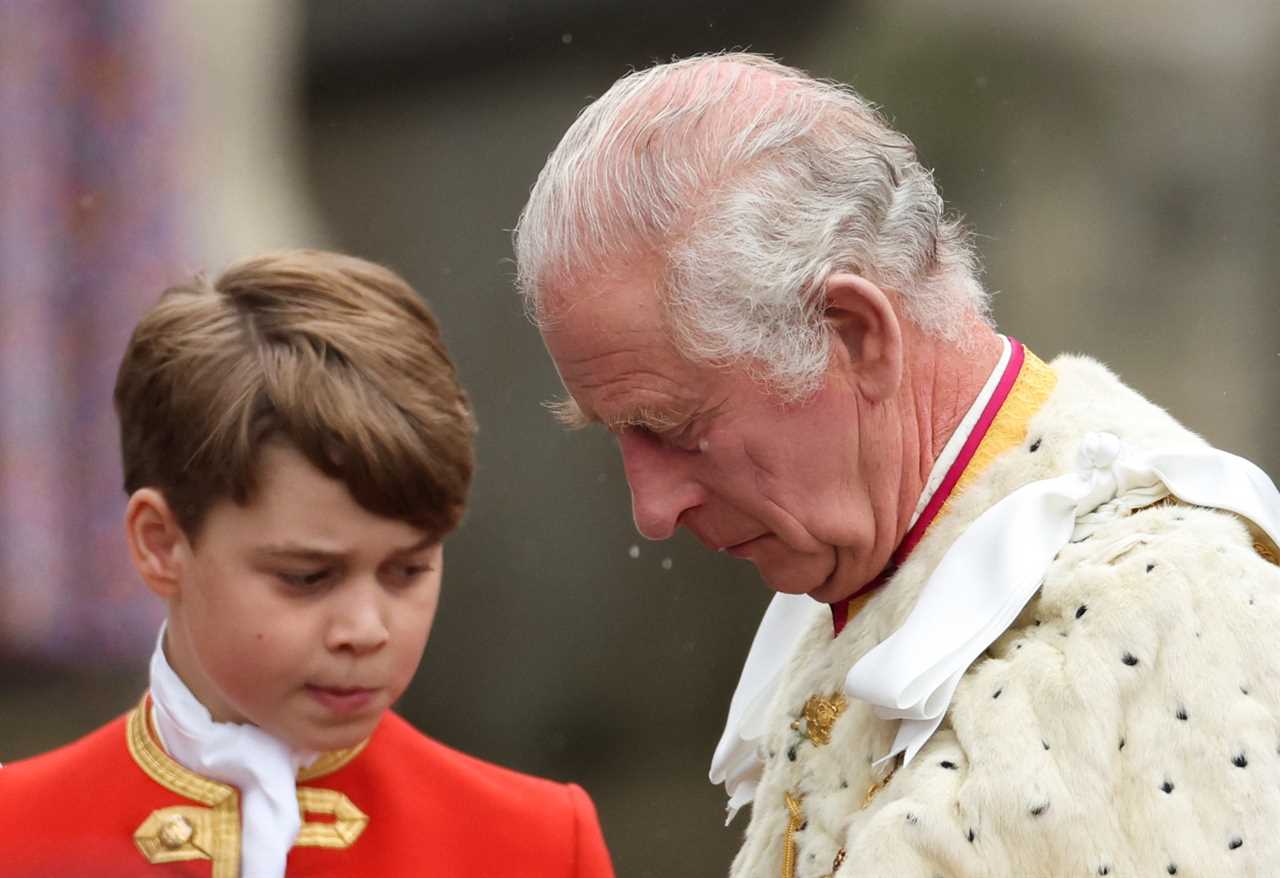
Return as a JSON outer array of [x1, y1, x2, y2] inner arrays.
[[628, 544, 640, 559]]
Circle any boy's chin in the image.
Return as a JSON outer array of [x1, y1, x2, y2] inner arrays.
[[286, 712, 385, 753]]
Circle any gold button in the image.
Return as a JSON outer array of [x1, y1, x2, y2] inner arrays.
[[158, 814, 194, 850]]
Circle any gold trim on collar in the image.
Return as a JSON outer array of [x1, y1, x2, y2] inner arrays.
[[298, 736, 369, 781], [125, 696, 371, 872], [127, 700, 240, 878]]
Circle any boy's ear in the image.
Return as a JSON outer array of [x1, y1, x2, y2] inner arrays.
[[822, 272, 904, 403], [124, 489, 191, 598]]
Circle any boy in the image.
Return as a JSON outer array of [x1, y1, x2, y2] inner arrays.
[[0, 251, 615, 878]]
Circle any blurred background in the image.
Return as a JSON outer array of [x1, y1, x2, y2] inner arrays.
[[1, 2, 1277, 874]]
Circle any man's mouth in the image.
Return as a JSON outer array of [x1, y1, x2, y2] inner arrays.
[[722, 534, 768, 558]]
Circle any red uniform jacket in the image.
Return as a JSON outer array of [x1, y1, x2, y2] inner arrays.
[[0, 696, 615, 877]]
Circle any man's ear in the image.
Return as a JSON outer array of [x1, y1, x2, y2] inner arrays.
[[124, 489, 191, 599], [822, 272, 903, 402]]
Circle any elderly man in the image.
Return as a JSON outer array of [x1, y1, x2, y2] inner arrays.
[[514, 54, 1280, 878]]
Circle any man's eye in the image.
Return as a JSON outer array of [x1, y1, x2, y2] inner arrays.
[[278, 569, 331, 589]]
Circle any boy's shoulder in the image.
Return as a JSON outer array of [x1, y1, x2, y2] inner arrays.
[[0, 709, 134, 795], [312, 709, 593, 827], [294, 711, 616, 876]]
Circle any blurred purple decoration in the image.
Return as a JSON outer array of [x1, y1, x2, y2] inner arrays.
[[0, 2, 187, 663]]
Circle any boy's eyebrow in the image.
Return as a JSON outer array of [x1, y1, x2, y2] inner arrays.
[[253, 533, 438, 562]]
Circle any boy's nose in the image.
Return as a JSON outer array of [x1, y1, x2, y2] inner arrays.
[[327, 583, 390, 655]]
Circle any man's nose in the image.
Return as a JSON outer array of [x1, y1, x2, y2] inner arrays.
[[326, 579, 391, 656], [617, 431, 703, 540]]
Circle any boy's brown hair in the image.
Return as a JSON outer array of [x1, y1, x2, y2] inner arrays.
[[114, 250, 475, 540]]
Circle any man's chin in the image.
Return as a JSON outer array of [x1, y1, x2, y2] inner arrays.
[[754, 556, 840, 601]]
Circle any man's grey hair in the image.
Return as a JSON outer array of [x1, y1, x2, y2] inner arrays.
[[514, 53, 991, 398]]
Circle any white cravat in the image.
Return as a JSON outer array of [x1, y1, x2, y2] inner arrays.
[[709, 339, 1014, 821], [150, 625, 317, 878], [845, 431, 1280, 767]]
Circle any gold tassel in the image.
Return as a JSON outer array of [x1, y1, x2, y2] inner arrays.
[[782, 792, 803, 878]]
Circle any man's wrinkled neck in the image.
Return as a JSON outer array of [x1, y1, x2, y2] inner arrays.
[[899, 321, 1004, 532]]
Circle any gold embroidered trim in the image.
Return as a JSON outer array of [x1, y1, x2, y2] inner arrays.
[[791, 694, 847, 747], [126, 700, 240, 878], [298, 737, 369, 781], [781, 792, 804, 878], [125, 695, 372, 872], [296, 787, 370, 848], [135, 807, 215, 865], [861, 753, 902, 809]]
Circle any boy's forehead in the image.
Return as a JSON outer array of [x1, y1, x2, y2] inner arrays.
[[211, 443, 436, 549]]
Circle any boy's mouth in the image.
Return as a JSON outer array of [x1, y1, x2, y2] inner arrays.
[[305, 684, 379, 715]]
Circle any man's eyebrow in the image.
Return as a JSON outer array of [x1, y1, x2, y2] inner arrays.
[[544, 396, 685, 434], [546, 395, 593, 430]]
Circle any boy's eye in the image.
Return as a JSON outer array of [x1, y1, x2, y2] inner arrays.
[[391, 562, 432, 583], [278, 569, 331, 589]]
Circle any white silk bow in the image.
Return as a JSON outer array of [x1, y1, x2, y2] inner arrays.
[[845, 432, 1280, 766]]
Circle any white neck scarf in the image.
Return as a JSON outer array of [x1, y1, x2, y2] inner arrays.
[[709, 338, 1013, 821], [149, 624, 317, 878]]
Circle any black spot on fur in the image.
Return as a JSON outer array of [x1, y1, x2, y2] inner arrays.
[[993, 688, 1003, 700], [905, 812, 918, 825], [940, 760, 957, 770], [1076, 604, 1087, 619], [798, 821, 807, 831], [1161, 780, 1174, 794], [967, 828, 976, 843], [1176, 707, 1188, 721], [1029, 801, 1049, 817], [1146, 563, 1156, 572], [1233, 752, 1248, 768], [1029, 438, 1042, 452], [1099, 867, 1110, 876], [1042, 740, 1051, 751], [1241, 686, 1250, 695], [786, 746, 797, 762], [1119, 737, 1126, 751], [1167, 865, 1177, 875], [1122, 652, 1139, 666], [1229, 837, 1244, 850]]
